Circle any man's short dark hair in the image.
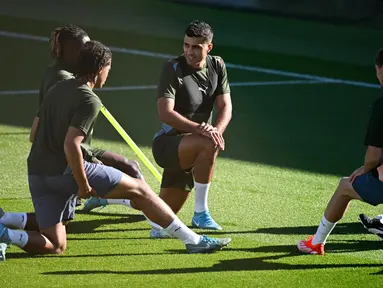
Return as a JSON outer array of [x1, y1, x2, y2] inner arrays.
[[375, 49, 383, 67], [185, 20, 213, 43]]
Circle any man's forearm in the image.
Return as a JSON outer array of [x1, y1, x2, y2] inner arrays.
[[214, 106, 232, 134], [363, 147, 382, 172], [162, 111, 200, 134], [64, 142, 88, 189]]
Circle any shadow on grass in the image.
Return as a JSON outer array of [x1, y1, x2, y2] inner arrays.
[[8, 251, 173, 259], [66, 214, 147, 234], [38, 240, 383, 275], [41, 248, 382, 276], [205, 222, 368, 236]]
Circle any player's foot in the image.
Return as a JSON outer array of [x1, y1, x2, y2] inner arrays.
[[358, 214, 383, 240], [186, 236, 231, 254], [191, 211, 222, 230], [297, 235, 324, 255], [0, 243, 8, 262], [81, 197, 107, 212], [0, 223, 11, 245], [150, 228, 174, 239]]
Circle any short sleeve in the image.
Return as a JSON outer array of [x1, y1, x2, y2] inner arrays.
[[157, 61, 178, 100], [214, 56, 230, 96], [70, 94, 101, 136]]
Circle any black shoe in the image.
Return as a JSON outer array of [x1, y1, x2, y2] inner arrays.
[[358, 214, 383, 240]]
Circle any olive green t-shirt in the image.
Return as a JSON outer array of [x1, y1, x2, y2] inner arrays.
[[39, 60, 73, 105], [364, 96, 383, 148], [154, 55, 230, 138], [38, 60, 95, 161], [28, 78, 102, 175]]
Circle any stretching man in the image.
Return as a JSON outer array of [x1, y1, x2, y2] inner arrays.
[[298, 49, 383, 255], [0, 40, 231, 255], [151, 20, 232, 237]]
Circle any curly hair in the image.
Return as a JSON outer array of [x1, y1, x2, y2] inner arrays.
[[74, 40, 112, 82]]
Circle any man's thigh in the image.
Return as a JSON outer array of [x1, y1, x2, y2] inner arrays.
[[84, 161, 123, 196], [352, 172, 383, 206], [29, 175, 77, 230], [152, 134, 185, 170]]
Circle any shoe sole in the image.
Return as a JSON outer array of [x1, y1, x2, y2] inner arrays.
[[297, 242, 324, 256], [191, 223, 223, 231], [187, 239, 231, 254], [358, 215, 383, 240]]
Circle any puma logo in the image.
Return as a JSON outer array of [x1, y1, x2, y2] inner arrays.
[[198, 86, 208, 94]]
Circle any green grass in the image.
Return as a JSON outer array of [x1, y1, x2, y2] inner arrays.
[[1, 125, 383, 287], [1, 11, 383, 288]]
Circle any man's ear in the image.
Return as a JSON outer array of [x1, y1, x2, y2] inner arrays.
[[207, 42, 213, 53]]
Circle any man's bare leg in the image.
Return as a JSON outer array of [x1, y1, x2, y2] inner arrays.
[[298, 177, 362, 255], [0, 221, 67, 254], [177, 134, 221, 230], [103, 174, 231, 253]]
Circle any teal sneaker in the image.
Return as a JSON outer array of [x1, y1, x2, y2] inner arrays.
[[186, 235, 231, 254], [191, 211, 222, 230], [150, 228, 174, 239], [0, 223, 11, 245], [81, 197, 107, 212], [0, 243, 8, 262]]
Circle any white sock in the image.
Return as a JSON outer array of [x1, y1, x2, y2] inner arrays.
[[164, 218, 202, 245], [7, 229, 28, 248], [0, 212, 27, 229], [106, 199, 132, 208], [312, 216, 337, 245], [194, 182, 210, 213], [143, 214, 163, 230]]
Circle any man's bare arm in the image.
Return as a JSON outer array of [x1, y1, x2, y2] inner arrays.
[[214, 93, 232, 134]]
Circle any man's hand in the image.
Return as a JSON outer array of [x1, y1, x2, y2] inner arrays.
[[349, 166, 366, 184], [78, 183, 97, 199], [197, 128, 225, 151], [197, 122, 216, 133]]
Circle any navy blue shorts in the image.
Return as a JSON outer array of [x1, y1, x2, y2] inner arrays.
[[352, 171, 383, 206], [28, 161, 122, 229]]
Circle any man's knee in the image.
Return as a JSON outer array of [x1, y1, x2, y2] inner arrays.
[[194, 136, 218, 157], [53, 243, 67, 254], [338, 177, 358, 198], [119, 158, 143, 179], [40, 224, 67, 254]]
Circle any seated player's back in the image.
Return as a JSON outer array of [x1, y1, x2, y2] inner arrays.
[[28, 78, 101, 176], [39, 61, 74, 105]]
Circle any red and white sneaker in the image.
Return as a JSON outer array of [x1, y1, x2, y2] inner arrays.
[[297, 235, 324, 255]]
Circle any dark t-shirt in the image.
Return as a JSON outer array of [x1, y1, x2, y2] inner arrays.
[[154, 55, 230, 138], [39, 60, 96, 161], [28, 78, 101, 175], [364, 97, 383, 148]]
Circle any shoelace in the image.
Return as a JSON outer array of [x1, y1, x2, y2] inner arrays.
[[202, 236, 219, 244]]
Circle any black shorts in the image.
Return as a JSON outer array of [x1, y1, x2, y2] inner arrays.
[[152, 134, 194, 192]]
